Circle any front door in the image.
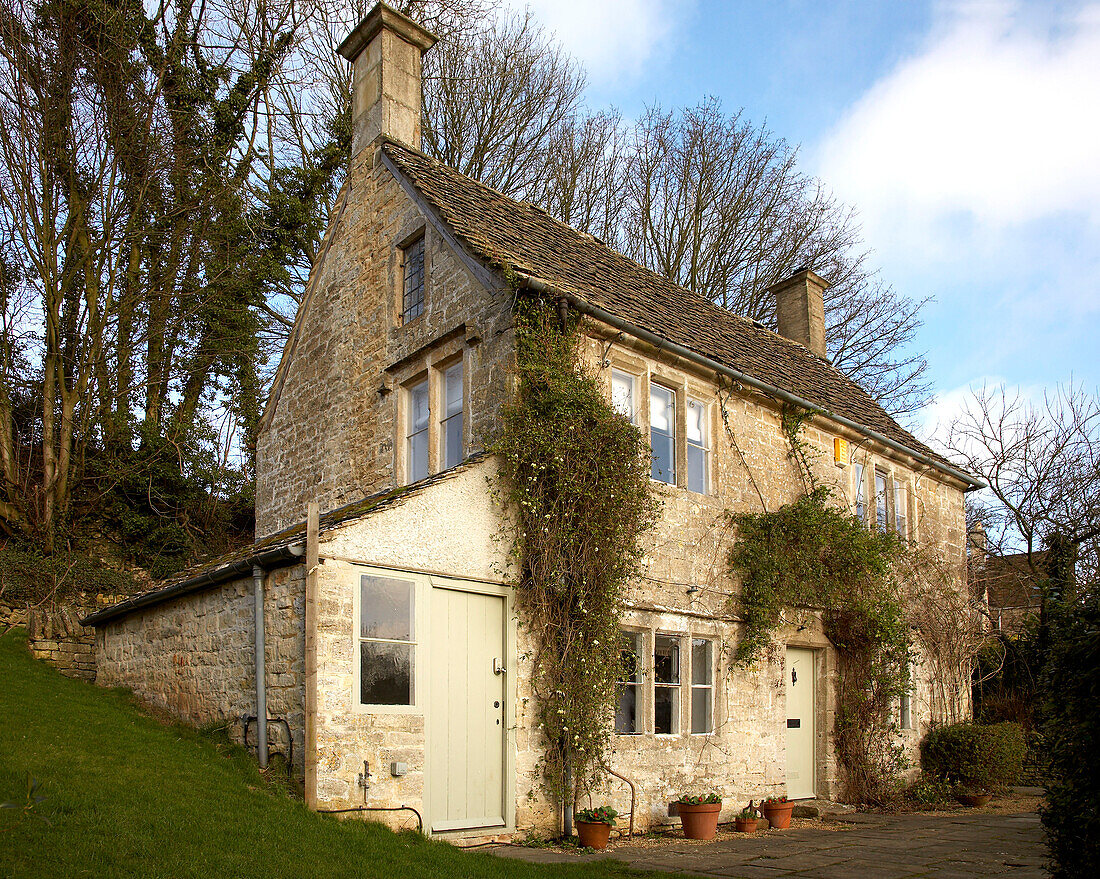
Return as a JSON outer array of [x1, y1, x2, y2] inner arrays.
[[428, 585, 506, 832], [785, 647, 817, 799]]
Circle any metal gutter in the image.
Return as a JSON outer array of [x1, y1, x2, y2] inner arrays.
[[81, 543, 306, 627], [514, 271, 984, 491]]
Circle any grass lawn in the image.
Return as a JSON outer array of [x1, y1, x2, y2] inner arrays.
[[0, 629, 650, 879]]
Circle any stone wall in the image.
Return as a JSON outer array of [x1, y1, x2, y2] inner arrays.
[[255, 143, 515, 537], [1, 601, 98, 681], [96, 565, 307, 774]]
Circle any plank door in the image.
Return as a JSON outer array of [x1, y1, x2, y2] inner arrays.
[[428, 586, 506, 832], [785, 647, 817, 799]]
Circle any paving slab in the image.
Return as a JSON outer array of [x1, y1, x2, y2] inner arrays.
[[488, 810, 1050, 878]]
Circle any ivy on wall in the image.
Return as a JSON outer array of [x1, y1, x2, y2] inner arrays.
[[728, 485, 913, 804], [492, 299, 659, 806]]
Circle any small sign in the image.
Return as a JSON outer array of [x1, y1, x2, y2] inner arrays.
[[833, 437, 849, 467], [787, 719, 801, 728]]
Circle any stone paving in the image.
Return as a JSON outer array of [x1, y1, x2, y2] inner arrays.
[[490, 811, 1049, 878]]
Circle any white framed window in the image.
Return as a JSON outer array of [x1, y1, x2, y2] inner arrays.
[[615, 631, 644, 734], [650, 384, 676, 485], [441, 361, 463, 469], [401, 234, 425, 324], [875, 469, 889, 532], [894, 482, 909, 539], [853, 462, 865, 523], [686, 397, 709, 494], [358, 574, 416, 706], [900, 657, 914, 730], [653, 634, 681, 734], [611, 369, 636, 423], [407, 379, 429, 482], [690, 638, 714, 734]]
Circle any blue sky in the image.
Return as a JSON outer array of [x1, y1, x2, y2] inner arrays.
[[506, 0, 1100, 438]]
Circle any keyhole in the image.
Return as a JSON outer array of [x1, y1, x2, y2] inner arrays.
[[493, 701, 500, 708]]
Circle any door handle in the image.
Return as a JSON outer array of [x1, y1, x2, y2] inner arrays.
[[493, 657, 506, 675]]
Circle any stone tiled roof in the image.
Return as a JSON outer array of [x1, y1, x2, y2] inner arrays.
[[383, 141, 963, 476]]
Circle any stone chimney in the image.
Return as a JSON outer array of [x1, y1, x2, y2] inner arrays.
[[337, 2, 437, 158], [768, 268, 829, 357]]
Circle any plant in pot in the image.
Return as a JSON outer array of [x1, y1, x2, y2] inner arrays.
[[676, 793, 722, 840], [734, 804, 761, 833], [574, 806, 618, 850], [760, 795, 794, 829]]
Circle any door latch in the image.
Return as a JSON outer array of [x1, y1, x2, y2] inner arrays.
[[493, 657, 506, 675]]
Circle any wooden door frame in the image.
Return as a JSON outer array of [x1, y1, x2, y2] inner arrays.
[[784, 645, 818, 800], [424, 574, 516, 838]]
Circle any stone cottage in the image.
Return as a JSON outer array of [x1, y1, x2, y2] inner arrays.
[[84, 3, 981, 843]]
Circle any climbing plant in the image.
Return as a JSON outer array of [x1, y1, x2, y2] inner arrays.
[[492, 299, 659, 807], [728, 487, 912, 803]]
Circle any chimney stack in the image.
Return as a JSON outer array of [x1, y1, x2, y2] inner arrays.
[[337, 2, 437, 158], [768, 268, 829, 358]]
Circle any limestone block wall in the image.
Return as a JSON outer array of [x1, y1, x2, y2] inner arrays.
[[256, 144, 514, 537], [96, 565, 306, 774], [26, 605, 98, 681]]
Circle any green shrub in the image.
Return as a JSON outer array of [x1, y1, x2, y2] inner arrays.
[[904, 775, 956, 810], [920, 722, 1026, 791], [1041, 590, 1100, 878]]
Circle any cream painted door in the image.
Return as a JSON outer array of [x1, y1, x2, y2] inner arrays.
[[428, 586, 506, 832], [785, 647, 817, 800]]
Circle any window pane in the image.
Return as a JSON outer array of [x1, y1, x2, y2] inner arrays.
[[360, 641, 413, 705], [875, 471, 888, 531], [619, 631, 642, 683], [687, 445, 707, 494], [654, 635, 680, 684], [655, 687, 679, 734], [445, 363, 463, 416], [360, 575, 414, 641], [854, 463, 865, 521], [686, 399, 706, 444], [895, 484, 908, 538], [408, 431, 428, 482], [410, 381, 429, 432], [615, 683, 639, 734], [691, 639, 712, 685], [691, 687, 712, 734], [611, 370, 635, 422], [402, 236, 424, 323], [650, 385, 676, 484]]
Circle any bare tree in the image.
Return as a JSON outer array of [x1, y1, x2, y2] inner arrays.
[[618, 99, 931, 418], [421, 7, 586, 200], [946, 383, 1100, 603]]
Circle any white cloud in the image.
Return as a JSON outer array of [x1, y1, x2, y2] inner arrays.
[[816, 1, 1100, 244], [503, 0, 693, 82]]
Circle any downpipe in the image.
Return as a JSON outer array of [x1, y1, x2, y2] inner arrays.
[[253, 564, 268, 768]]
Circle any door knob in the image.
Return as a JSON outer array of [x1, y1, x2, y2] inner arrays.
[[493, 657, 506, 675]]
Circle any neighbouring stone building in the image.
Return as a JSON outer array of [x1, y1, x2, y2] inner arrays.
[[84, 3, 981, 844]]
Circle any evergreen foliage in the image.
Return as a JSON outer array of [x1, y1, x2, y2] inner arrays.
[[920, 722, 1026, 791], [492, 300, 658, 805]]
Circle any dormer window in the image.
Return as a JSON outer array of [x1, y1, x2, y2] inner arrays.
[[402, 234, 425, 324]]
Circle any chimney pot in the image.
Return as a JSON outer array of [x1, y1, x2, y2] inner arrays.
[[768, 268, 829, 357], [338, 2, 437, 157]]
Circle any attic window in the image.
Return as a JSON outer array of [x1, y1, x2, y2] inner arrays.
[[402, 234, 425, 324]]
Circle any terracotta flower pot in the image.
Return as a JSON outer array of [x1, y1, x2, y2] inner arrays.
[[734, 816, 760, 833], [678, 802, 722, 840], [576, 820, 612, 850], [957, 792, 992, 807], [761, 801, 794, 829]]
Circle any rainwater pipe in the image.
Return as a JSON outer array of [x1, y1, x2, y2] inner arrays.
[[253, 563, 268, 769]]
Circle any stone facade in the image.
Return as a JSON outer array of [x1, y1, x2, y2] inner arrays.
[[96, 566, 306, 773], [1, 602, 98, 681], [255, 144, 514, 538]]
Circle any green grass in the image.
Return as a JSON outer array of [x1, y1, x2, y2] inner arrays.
[[0, 629, 648, 879]]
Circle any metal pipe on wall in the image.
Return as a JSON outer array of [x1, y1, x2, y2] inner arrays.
[[253, 563, 268, 768]]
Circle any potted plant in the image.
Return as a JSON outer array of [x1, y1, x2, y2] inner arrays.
[[734, 804, 761, 833], [676, 793, 722, 840], [760, 795, 794, 829], [954, 784, 992, 808], [574, 806, 618, 850]]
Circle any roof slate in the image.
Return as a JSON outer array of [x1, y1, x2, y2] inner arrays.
[[383, 141, 958, 474]]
